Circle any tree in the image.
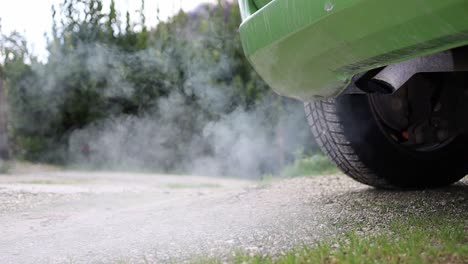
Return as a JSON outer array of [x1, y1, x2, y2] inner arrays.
[[1, 0, 316, 175]]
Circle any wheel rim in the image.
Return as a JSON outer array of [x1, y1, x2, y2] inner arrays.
[[368, 74, 460, 153]]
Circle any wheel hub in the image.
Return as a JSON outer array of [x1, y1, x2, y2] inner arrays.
[[369, 73, 468, 152]]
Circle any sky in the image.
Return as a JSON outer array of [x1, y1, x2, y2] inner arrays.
[[0, 0, 215, 61]]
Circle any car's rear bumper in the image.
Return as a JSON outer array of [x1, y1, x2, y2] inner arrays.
[[239, 0, 468, 100]]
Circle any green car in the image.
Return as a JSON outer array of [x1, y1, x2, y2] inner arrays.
[[238, 0, 468, 189]]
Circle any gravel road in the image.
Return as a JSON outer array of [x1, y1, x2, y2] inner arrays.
[[0, 171, 466, 263]]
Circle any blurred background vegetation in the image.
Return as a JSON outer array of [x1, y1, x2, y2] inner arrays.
[[0, 0, 335, 177]]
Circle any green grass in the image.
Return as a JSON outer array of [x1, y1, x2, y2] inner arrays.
[[196, 215, 467, 264], [282, 154, 338, 177]]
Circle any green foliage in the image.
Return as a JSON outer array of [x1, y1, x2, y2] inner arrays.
[[0, 0, 317, 175], [282, 154, 338, 177]]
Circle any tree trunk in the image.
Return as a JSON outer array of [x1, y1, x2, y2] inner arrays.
[[0, 78, 9, 159]]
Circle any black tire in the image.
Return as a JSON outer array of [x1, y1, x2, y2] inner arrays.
[[304, 95, 468, 189]]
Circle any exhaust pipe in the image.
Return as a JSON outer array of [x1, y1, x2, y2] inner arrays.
[[364, 47, 468, 94]]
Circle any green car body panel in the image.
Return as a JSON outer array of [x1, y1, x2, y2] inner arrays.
[[238, 0, 468, 100]]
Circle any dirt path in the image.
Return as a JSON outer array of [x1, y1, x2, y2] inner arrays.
[[0, 171, 466, 263]]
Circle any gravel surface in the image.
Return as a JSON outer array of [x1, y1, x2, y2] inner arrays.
[[0, 171, 466, 263]]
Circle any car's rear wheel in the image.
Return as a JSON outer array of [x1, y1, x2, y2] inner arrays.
[[304, 73, 468, 189]]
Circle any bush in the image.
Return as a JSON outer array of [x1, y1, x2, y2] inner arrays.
[[0, 0, 319, 176], [282, 154, 338, 177]]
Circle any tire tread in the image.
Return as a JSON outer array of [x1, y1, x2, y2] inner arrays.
[[304, 100, 391, 188]]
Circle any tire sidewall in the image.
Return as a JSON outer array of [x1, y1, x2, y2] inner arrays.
[[334, 94, 468, 188]]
